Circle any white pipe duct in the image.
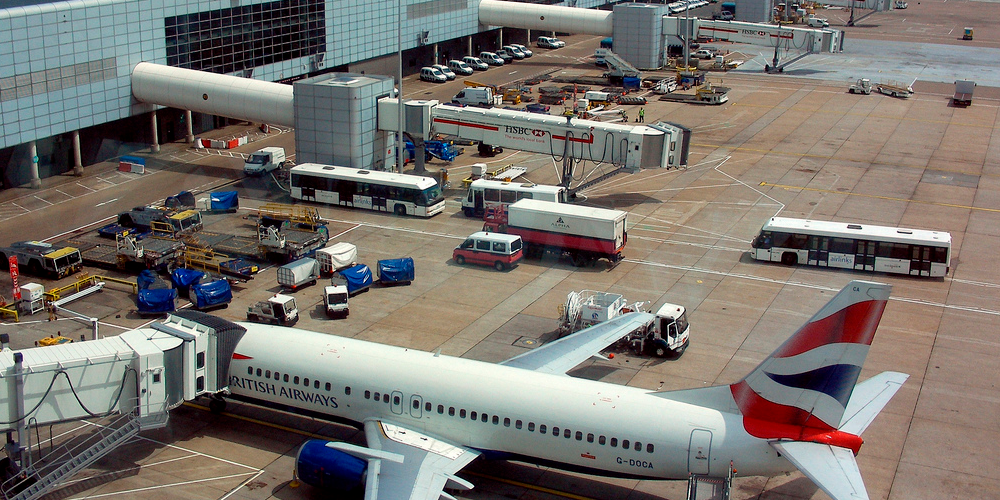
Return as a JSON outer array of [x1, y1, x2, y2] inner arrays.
[[131, 62, 295, 127], [478, 0, 613, 36]]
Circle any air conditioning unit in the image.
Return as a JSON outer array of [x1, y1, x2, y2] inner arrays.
[[419, 31, 429, 45]]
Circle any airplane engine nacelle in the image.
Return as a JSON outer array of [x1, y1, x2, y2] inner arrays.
[[295, 439, 367, 492]]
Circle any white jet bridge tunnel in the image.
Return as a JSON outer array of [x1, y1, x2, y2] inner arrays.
[[0, 311, 242, 500]]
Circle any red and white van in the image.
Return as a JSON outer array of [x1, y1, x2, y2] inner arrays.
[[453, 232, 523, 271]]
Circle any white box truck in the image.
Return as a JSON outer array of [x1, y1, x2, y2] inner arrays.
[[244, 147, 286, 176], [315, 242, 358, 274], [277, 257, 319, 290], [484, 199, 627, 267]]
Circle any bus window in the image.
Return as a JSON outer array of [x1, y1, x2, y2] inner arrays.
[[500, 190, 517, 203], [485, 188, 500, 202], [830, 238, 853, 253]]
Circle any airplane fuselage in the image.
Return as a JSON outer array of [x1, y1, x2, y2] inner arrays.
[[227, 322, 794, 480]]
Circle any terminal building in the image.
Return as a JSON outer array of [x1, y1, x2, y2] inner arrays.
[[0, 0, 776, 189]]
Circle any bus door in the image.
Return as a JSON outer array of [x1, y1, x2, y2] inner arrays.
[[474, 189, 484, 215], [910, 245, 932, 276], [855, 240, 875, 271], [337, 182, 355, 206], [808, 236, 829, 266], [371, 185, 388, 210]]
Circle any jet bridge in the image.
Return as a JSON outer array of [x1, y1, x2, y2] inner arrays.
[[0, 311, 242, 500]]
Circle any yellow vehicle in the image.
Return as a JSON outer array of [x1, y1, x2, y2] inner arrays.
[[501, 88, 522, 104], [963, 27, 973, 40], [38, 336, 74, 346]]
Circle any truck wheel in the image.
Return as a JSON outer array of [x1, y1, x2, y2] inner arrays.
[[394, 204, 406, 216], [28, 260, 42, 276], [455, 255, 466, 265], [571, 253, 588, 267], [247, 314, 257, 322], [494, 261, 506, 271], [780, 252, 798, 266], [654, 346, 668, 358]]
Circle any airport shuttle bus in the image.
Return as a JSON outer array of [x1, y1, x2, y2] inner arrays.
[[290, 163, 445, 217], [750, 216, 951, 277], [462, 179, 567, 218]]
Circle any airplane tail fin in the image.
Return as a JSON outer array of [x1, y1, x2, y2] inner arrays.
[[730, 280, 891, 431]]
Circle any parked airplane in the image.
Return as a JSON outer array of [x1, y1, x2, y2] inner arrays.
[[218, 280, 906, 500]]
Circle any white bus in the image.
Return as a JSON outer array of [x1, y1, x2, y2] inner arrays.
[[750, 217, 951, 277], [290, 163, 445, 217], [462, 179, 567, 218]]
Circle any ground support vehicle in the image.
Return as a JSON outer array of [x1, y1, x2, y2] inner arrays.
[[136, 270, 176, 316], [170, 268, 206, 297], [453, 86, 502, 107], [461, 179, 566, 218], [657, 83, 729, 105], [652, 78, 678, 94], [323, 285, 349, 318], [117, 207, 204, 236], [377, 258, 414, 285], [277, 257, 320, 291], [525, 103, 550, 114], [179, 246, 258, 281], [848, 78, 872, 95], [316, 242, 358, 274], [257, 223, 330, 263], [963, 27, 973, 40], [405, 140, 463, 163], [483, 199, 627, 267], [0, 241, 83, 278], [117, 234, 185, 271], [246, 294, 298, 325], [876, 81, 913, 98], [243, 147, 286, 176], [557, 290, 690, 357], [453, 232, 523, 271], [954, 80, 976, 106], [334, 265, 373, 296], [191, 279, 232, 310]]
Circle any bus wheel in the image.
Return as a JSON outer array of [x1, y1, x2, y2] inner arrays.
[[494, 261, 506, 272], [394, 204, 406, 216], [781, 252, 797, 265]]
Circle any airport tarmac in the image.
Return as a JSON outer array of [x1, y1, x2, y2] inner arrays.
[[2, 9, 1000, 500]]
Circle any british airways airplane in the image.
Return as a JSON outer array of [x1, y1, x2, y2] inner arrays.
[[216, 280, 906, 500]]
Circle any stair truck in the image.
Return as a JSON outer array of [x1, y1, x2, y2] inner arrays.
[[246, 294, 299, 325], [0, 241, 83, 278], [277, 257, 320, 291], [558, 290, 690, 357], [483, 199, 627, 267]]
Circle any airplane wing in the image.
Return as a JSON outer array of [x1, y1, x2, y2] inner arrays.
[[500, 312, 655, 375], [770, 441, 869, 500], [346, 419, 480, 500]]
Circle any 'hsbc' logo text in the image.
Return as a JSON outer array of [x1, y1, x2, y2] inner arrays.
[[505, 125, 546, 138]]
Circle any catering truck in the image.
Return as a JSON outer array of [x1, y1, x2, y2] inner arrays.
[[483, 199, 627, 267]]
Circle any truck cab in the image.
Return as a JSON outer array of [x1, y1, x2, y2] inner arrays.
[[244, 147, 286, 176], [247, 294, 298, 325], [323, 285, 349, 318]]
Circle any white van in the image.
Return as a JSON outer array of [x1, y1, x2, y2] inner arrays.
[[479, 52, 504, 66], [462, 56, 489, 71], [452, 87, 500, 108], [244, 147, 286, 176], [419, 66, 447, 83], [448, 59, 474, 75]]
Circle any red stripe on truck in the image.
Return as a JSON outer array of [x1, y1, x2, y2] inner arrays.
[[508, 227, 621, 256]]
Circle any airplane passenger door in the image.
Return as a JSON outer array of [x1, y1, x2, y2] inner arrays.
[[390, 391, 403, 415], [409, 395, 423, 419], [688, 429, 712, 475]]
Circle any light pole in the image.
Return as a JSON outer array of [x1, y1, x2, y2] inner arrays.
[[397, 0, 404, 173]]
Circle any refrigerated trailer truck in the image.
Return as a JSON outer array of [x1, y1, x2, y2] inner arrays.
[[483, 199, 627, 267]]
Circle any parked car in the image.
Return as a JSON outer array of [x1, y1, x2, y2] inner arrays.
[[537, 36, 565, 49], [503, 45, 525, 59], [432, 64, 456, 80], [495, 49, 515, 63], [419, 66, 447, 83], [448, 59, 474, 75], [712, 11, 734, 20], [479, 51, 505, 66], [463, 55, 489, 71], [692, 49, 715, 59], [511, 43, 533, 57]]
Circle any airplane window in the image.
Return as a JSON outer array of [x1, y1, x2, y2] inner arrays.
[[449, 407, 455, 416], [610, 438, 618, 447], [587, 433, 594, 443], [265, 370, 271, 378], [374, 391, 381, 400], [552, 426, 559, 436], [275, 372, 281, 380], [438, 405, 444, 414], [515, 420, 522, 429], [563, 429, 571, 439], [460, 409, 467, 418], [575, 431, 583, 441], [471, 411, 478, 420], [329, 383, 334, 391], [492, 416, 499, 425], [539, 424, 546, 433], [647, 443, 654, 453], [425, 402, 432, 412], [527, 422, 535, 431], [304, 378, 310, 386], [314, 380, 319, 389], [294, 376, 300, 384], [622, 440, 630, 449], [412, 400, 419, 409], [365, 390, 371, 399], [383, 394, 389, 403], [599, 436, 606, 445], [344, 386, 349, 395], [504, 418, 510, 427], [394, 395, 400, 405], [247, 367, 253, 375], [634, 441, 642, 451], [482, 413, 488, 423], [256, 368, 262, 376]]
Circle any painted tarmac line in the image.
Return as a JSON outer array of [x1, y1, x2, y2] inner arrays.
[[760, 182, 1000, 212], [66, 472, 258, 500]]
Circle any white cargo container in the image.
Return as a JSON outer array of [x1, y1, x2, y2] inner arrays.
[[315, 242, 358, 274], [276, 257, 319, 290]]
